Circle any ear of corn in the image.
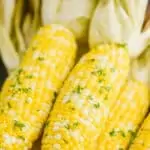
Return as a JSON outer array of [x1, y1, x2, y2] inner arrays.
[[96, 45, 150, 150], [42, 44, 129, 150], [0, 24, 77, 149], [97, 79, 149, 150], [129, 114, 150, 150]]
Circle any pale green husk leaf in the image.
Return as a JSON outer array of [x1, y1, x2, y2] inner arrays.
[[131, 47, 150, 86], [0, 0, 16, 33], [42, 0, 98, 43], [89, 0, 149, 58], [0, 25, 20, 73]]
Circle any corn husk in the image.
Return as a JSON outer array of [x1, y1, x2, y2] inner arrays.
[[131, 48, 150, 88], [12, 0, 26, 53], [0, 25, 19, 73], [42, 0, 98, 43], [89, 0, 149, 58], [0, 0, 16, 33], [23, 0, 41, 47]]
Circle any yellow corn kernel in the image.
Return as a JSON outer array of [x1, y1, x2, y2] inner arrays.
[[129, 114, 150, 150], [42, 44, 130, 150], [0, 24, 77, 149], [97, 80, 149, 150]]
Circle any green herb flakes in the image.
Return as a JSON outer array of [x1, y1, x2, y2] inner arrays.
[[94, 103, 100, 108], [14, 120, 25, 129]]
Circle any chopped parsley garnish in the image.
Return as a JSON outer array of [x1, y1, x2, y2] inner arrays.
[[73, 122, 79, 128], [109, 129, 116, 136], [26, 75, 34, 79], [37, 57, 45, 61], [14, 120, 25, 129], [109, 129, 126, 137], [22, 87, 32, 93], [88, 95, 93, 100], [18, 68, 24, 75], [92, 69, 106, 76], [98, 79, 103, 83], [94, 103, 100, 108], [11, 87, 32, 96], [73, 85, 84, 94], [18, 136, 25, 140], [64, 124, 70, 130], [10, 84, 16, 88], [97, 69, 105, 76], [119, 130, 126, 137], [16, 68, 24, 84]]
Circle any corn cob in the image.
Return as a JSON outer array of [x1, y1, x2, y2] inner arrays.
[[0, 24, 77, 149], [97, 79, 149, 150], [42, 44, 129, 150], [96, 45, 150, 150], [129, 114, 150, 150]]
